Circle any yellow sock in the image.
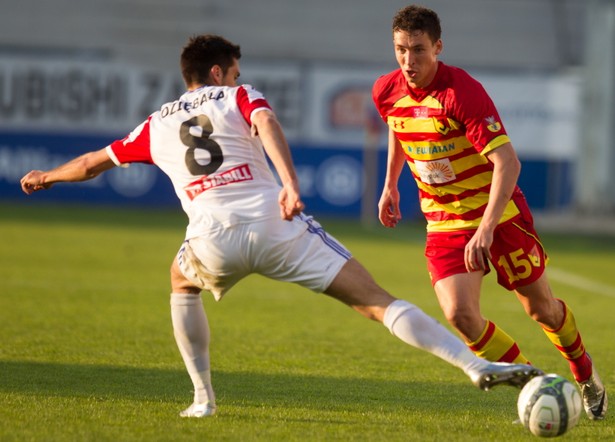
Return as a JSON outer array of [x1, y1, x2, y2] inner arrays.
[[467, 320, 530, 364], [542, 299, 591, 381]]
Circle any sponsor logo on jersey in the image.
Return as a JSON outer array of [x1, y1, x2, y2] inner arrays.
[[413, 106, 430, 118], [414, 158, 456, 184], [184, 163, 253, 200], [407, 143, 456, 156]]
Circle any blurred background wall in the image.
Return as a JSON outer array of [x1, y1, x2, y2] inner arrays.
[[1, 0, 613, 221]]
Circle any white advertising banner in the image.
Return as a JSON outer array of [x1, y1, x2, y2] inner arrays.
[[476, 71, 582, 160], [0, 55, 183, 134], [0, 55, 580, 159], [0, 55, 303, 138]]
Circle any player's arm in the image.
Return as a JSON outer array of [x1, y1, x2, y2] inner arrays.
[[20, 148, 116, 194], [465, 142, 520, 271], [378, 127, 406, 228], [251, 109, 305, 220]]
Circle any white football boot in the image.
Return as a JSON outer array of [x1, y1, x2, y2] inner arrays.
[[470, 362, 544, 391], [179, 402, 216, 418], [577, 361, 608, 420]]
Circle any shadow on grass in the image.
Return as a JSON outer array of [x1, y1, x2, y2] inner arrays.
[[0, 201, 185, 231], [0, 360, 485, 414]]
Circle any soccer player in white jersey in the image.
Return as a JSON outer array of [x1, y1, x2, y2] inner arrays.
[[20, 34, 543, 418]]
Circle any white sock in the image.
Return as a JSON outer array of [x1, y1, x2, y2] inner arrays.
[[383, 300, 489, 376], [170, 292, 216, 406]]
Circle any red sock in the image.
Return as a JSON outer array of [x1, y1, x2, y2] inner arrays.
[[568, 353, 592, 382]]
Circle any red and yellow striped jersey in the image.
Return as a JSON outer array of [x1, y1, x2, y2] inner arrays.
[[372, 61, 524, 232]]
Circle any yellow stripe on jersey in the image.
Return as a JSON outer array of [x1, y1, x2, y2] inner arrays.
[[421, 191, 494, 214], [424, 200, 521, 231], [451, 151, 490, 171], [413, 177, 449, 196], [388, 116, 461, 134], [393, 95, 443, 109], [428, 218, 484, 231], [413, 171, 494, 199]]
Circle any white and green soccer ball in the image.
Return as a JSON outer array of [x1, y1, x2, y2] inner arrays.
[[517, 373, 583, 438]]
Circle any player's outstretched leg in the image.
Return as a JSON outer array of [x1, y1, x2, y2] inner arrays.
[[382, 300, 544, 390]]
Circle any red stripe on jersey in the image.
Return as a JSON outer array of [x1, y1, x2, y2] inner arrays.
[[236, 86, 271, 126], [418, 185, 488, 206], [452, 163, 493, 183], [399, 132, 451, 142], [109, 117, 154, 164], [423, 205, 488, 223]]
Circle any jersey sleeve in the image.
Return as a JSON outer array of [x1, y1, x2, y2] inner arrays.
[[372, 82, 385, 123], [107, 117, 155, 166], [372, 72, 396, 124], [452, 75, 510, 155], [236, 85, 272, 126]]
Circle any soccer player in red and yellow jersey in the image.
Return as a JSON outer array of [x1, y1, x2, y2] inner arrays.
[[372, 5, 607, 420]]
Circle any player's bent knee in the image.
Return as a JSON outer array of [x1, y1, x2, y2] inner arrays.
[[444, 308, 479, 334]]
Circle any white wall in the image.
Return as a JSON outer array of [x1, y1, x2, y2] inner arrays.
[[0, 0, 586, 71]]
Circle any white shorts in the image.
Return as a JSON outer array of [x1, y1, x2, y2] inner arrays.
[[177, 214, 351, 301]]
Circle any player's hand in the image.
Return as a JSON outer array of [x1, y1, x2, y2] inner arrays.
[[278, 181, 304, 221], [464, 227, 493, 272], [378, 187, 402, 228], [20, 170, 52, 194]]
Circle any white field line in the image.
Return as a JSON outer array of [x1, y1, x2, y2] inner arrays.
[[547, 267, 615, 298]]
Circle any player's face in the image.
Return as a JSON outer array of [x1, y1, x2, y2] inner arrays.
[[221, 59, 241, 87], [393, 30, 442, 89]]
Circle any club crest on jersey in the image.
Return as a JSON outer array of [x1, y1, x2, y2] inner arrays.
[[433, 116, 451, 135], [528, 245, 542, 267], [485, 116, 502, 132]]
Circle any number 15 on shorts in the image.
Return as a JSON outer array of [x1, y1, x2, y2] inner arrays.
[[497, 247, 543, 285]]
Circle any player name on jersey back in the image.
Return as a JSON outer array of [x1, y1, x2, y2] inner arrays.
[[160, 89, 226, 119]]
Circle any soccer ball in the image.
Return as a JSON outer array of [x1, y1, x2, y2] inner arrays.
[[517, 373, 583, 437]]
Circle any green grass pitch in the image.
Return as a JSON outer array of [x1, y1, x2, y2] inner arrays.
[[1, 202, 613, 441]]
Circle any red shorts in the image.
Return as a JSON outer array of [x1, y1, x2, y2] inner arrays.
[[425, 206, 547, 290]]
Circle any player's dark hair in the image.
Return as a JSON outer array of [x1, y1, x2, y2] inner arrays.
[[392, 5, 441, 42], [180, 34, 242, 87]]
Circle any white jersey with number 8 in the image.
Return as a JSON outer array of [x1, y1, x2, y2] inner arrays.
[[106, 84, 280, 239]]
